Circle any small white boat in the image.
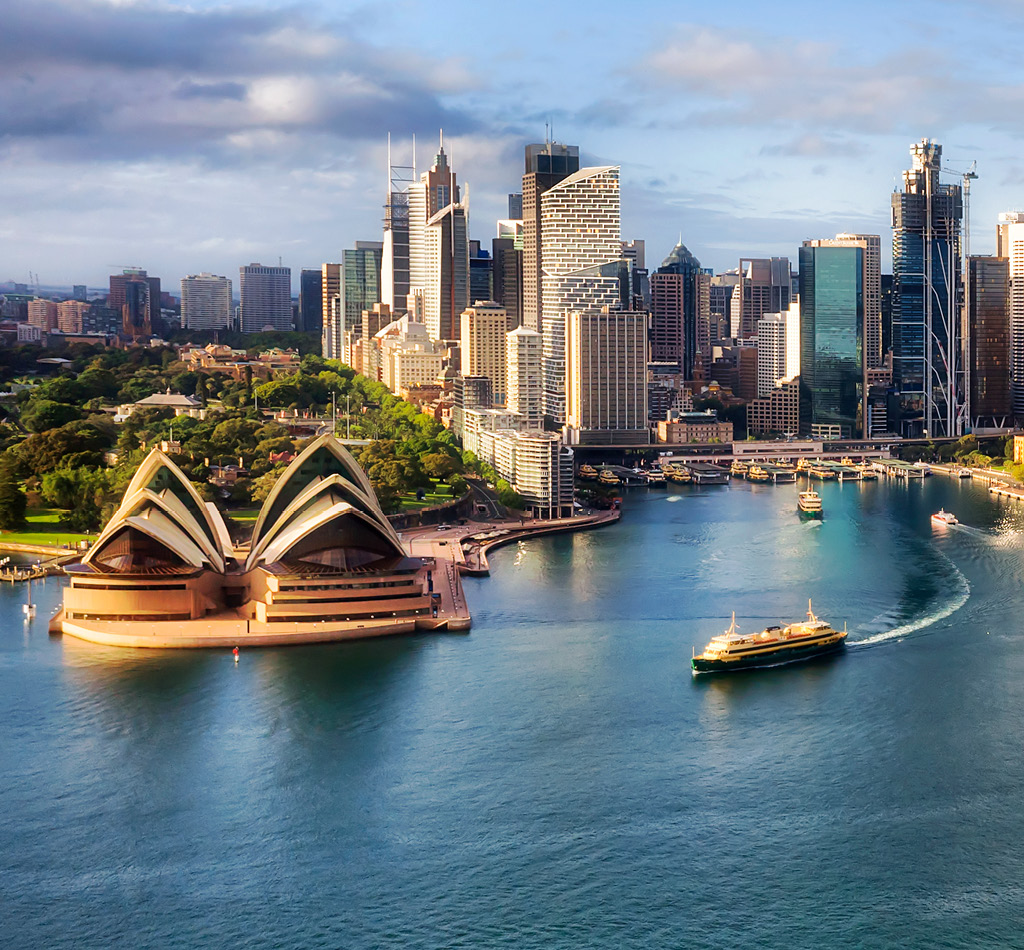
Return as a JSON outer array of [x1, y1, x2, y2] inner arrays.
[[931, 509, 959, 526], [958, 468, 972, 479]]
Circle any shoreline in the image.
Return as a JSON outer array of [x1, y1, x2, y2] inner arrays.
[[51, 509, 621, 649]]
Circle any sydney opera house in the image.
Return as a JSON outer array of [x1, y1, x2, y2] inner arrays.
[[57, 435, 465, 648]]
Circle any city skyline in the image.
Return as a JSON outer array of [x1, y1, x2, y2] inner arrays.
[[4, 0, 1024, 288]]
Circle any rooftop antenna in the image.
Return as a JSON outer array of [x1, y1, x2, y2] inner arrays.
[[413, 133, 417, 178], [545, 121, 550, 146]]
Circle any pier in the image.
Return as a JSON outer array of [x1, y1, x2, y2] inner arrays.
[[874, 459, 929, 479], [687, 463, 730, 484]]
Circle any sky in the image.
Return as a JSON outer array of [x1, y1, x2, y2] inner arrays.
[[4, 0, 1024, 292]]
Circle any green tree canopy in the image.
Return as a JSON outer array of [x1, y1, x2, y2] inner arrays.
[[20, 399, 82, 434], [0, 462, 27, 530]]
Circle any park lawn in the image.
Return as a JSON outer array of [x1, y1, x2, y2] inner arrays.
[[227, 507, 261, 523], [398, 489, 457, 510], [0, 509, 97, 547]]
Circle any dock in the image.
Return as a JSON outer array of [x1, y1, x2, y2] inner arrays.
[[874, 459, 930, 479], [687, 463, 730, 484], [988, 483, 1024, 501]]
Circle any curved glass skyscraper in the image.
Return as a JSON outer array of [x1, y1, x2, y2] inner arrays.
[[891, 139, 963, 438]]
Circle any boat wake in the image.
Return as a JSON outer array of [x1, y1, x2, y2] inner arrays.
[[665, 495, 683, 502], [850, 554, 970, 647]]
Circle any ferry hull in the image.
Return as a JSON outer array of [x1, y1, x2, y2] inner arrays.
[[798, 507, 823, 519], [692, 639, 845, 674]]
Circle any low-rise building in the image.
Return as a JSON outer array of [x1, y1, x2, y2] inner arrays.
[[115, 390, 206, 422], [656, 409, 733, 444], [747, 377, 800, 437]]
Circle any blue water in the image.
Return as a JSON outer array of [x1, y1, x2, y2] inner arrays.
[[5, 477, 1024, 948]]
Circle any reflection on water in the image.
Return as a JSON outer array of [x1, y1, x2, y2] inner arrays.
[[7, 478, 1024, 949]]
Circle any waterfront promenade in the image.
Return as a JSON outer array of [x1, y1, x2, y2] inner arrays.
[[402, 508, 621, 577], [48, 508, 620, 647]]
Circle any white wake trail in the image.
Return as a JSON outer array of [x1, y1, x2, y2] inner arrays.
[[850, 554, 971, 646]]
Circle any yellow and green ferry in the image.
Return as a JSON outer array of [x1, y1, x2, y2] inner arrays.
[[692, 601, 847, 674]]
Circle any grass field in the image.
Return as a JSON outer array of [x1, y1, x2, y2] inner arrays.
[[226, 507, 261, 523], [0, 509, 97, 548], [398, 485, 457, 510]]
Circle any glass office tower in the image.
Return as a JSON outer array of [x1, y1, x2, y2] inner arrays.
[[799, 243, 864, 438], [891, 139, 963, 438]]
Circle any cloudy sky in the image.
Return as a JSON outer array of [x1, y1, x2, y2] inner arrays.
[[3, 0, 1024, 291]]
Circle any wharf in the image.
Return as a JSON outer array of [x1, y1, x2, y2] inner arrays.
[[763, 464, 796, 483], [811, 461, 862, 481], [688, 463, 729, 484], [988, 483, 1024, 501], [807, 465, 838, 480], [875, 459, 929, 479]]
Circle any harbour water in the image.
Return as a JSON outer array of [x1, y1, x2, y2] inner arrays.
[[5, 477, 1024, 948]]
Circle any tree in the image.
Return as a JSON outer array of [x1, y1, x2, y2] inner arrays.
[[20, 399, 81, 433], [14, 421, 112, 476], [0, 463, 27, 530], [41, 467, 111, 532], [422, 452, 461, 480], [251, 465, 289, 504]]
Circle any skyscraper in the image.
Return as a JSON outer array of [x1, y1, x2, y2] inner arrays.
[[522, 141, 580, 332], [756, 313, 788, 398], [181, 273, 232, 331], [834, 233, 882, 369], [733, 259, 790, 338], [799, 242, 864, 438], [967, 255, 1011, 427], [381, 140, 412, 311], [469, 242, 493, 304], [492, 238, 523, 331], [539, 165, 622, 423], [109, 268, 160, 340], [506, 326, 542, 429], [565, 306, 649, 445], [298, 269, 323, 336], [996, 211, 1024, 419], [891, 139, 963, 437], [709, 271, 740, 341], [323, 244, 382, 361], [408, 142, 469, 343], [27, 298, 57, 331], [56, 299, 89, 334], [460, 302, 508, 406], [651, 242, 710, 378], [239, 263, 291, 333]]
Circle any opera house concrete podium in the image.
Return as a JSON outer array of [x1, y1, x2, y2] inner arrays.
[[57, 435, 467, 648]]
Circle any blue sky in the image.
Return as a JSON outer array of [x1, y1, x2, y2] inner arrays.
[[3, 0, 1024, 290]]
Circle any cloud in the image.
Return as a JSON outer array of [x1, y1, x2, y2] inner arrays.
[[644, 24, 1024, 139], [0, 0, 482, 163], [760, 134, 866, 158]]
